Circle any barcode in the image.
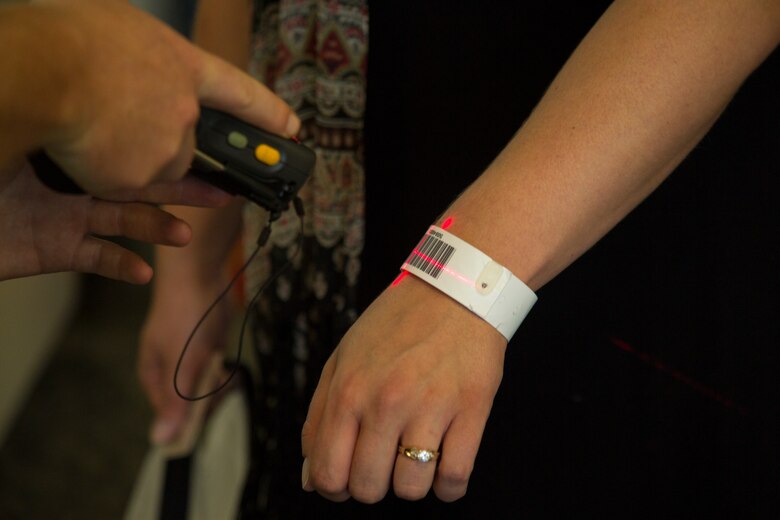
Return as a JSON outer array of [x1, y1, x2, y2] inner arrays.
[[405, 233, 455, 279]]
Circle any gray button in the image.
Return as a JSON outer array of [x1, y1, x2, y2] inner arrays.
[[227, 131, 248, 149]]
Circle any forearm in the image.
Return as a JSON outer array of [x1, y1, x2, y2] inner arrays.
[[151, 203, 245, 297], [439, 0, 779, 291], [0, 4, 81, 173]]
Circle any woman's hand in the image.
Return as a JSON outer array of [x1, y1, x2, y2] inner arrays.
[[301, 274, 507, 503]]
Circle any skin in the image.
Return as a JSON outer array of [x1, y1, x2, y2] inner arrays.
[[0, 162, 232, 283], [137, 0, 258, 445], [0, 0, 298, 283], [0, 0, 299, 194], [138, 0, 779, 506]]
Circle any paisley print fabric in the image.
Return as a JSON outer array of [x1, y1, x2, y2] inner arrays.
[[240, 1, 367, 516]]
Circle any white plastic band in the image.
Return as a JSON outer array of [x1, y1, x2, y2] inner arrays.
[[401, 226, 537, 341]]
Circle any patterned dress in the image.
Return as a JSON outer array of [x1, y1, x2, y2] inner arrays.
[[240, 1, 368, 516]]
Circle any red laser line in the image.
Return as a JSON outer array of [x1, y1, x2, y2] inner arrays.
[[391, 270, 409, 286], [410, 249, 448, 273], [609, 337, 749, 416], [409, 249, 475, 285]]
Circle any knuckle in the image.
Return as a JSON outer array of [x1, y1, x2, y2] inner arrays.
[[373, 383, 407, 420], [331, 374, 364, 413], [460, 379, 498, 409], [237, 84, 256, 113], [175, 97, 200, 129], [154, 98, 198, 175], [372, 372, 417, 420]]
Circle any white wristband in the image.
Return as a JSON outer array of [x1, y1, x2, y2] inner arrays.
[[401, 226, 537, 341]]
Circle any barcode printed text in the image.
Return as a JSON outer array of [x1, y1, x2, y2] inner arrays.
[[406, 234, 456, 279]]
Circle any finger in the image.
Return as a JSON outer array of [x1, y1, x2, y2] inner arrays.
[[194, 51, 300, 137], [102, 176, 233, 207], [393, 417, 448, 501], [72, 236, 153, 284], [155, 123, 197, 183], [301, 357, 335, 493], [432, 412, 487, 503], [301, 355, 336, 458], [87, 200, 192, 246], [347, 418, 398, 504], [306, 382, 359, 502]]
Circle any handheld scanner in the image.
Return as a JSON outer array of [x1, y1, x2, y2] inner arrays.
[[191, 108, 314, 217], [28, 107, 315, 217]]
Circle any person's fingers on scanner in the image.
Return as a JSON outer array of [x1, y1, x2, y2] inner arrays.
[[195, 49, 301, 138], [102, 176, 234, 208]]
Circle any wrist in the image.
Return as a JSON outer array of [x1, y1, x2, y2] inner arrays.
[[390, 270, 509, 346], [400, 225, 537, 341], [152, 252, 230, 296]]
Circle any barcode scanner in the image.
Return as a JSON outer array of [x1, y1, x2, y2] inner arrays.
[[191, 108, 314, 220], [28, 107, 315, 220]]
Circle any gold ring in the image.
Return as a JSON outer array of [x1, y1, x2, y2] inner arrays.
[[398, 445, 439, 463]]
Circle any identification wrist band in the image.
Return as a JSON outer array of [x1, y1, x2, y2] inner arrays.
[[401, 226, 537, 341]]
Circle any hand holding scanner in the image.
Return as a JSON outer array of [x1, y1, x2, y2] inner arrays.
[[191, 108, 314, 219], [28, 107, 315, 220]]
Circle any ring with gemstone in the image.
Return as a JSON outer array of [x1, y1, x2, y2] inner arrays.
[[398, 445, 440, 463]]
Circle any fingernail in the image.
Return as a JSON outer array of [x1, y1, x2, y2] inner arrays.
[[301, 457, 312, 491], [285, 113, 301, 138], [150, 418, 178, 445]]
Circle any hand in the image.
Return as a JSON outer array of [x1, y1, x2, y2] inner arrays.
[[138, 270, 231, 447], [301, 274, 507, 503], [31, 0, 300, 194], [0, 161, 231, 283]]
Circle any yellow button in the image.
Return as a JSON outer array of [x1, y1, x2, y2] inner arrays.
[[254, 144, 281, 166]]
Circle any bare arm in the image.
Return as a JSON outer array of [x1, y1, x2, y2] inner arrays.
[[445, 0, 779, 291], [138, 0, 265, 446], [302, 0, 780, 504]]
